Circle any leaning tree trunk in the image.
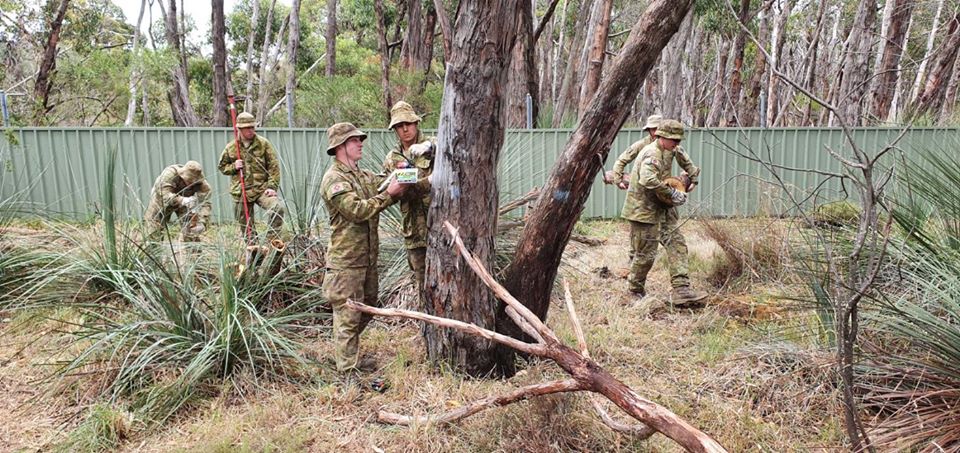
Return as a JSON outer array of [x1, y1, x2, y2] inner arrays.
[[837, 0, 878, 126], [33, 0, 70, 124], [912, 9, 960, 118], [163, 0, 199, 126], [910, 0, 945, 105], [870, 0, 914, 123], [212, 0, 230, 126], [724, 0, 750, 126], [501, 0, 695, 365], [423, 0, 520, 376], [325, 0, 337, 77]]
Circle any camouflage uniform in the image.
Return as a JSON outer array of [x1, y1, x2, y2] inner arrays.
[[321, 123, 412, 372], [622, 120, 701, 298], [612, 115, 661, 260], [382, 101, 435, 296], [218, 119, 286, 240], [144, 162, 212, 242]]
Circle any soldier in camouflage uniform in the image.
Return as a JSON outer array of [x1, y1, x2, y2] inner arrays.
[[623, 119, 707, 306], [218, 112, 286, 241], [144, 161, 212, 242], [610, 114, 662, 260], [381, 101, 436, 299], [321, 122, 419, 372]]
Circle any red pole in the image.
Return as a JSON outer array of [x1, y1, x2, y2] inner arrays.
[[227, 90, 253, 242]]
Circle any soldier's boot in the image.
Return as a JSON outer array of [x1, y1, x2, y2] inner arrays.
[[670, 286, 708, 307]]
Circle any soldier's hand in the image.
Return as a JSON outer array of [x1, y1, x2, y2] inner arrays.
[[617, 181, 629, 190], [265, 189, 277, 197], [410, 140, 434, 158], [385, 178, 406, 197], [181, 196, 198, 209], [234, 159, 244, 170], [670, 188, 687, 206], [687, 182, 697, 193]]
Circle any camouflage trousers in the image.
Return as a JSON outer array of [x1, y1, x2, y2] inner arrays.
[[144, 200, 211, 242], [627, 213, 691, 294], [322, 266, 380, 372], [234, 195, 286, 241], [406, 247, 426, 308]]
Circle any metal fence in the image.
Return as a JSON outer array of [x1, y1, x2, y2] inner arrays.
[[1, 127, 955, 221]]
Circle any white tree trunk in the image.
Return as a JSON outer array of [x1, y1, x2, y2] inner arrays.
[[910, 0, 946, 104], [124, 0, 147, 126], [244, 0, 261, 112]]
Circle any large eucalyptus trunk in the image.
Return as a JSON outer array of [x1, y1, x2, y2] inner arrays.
[[163, 0, 199, 126], [912, 8, 960, 117], [724, 0, 750, 126], [423, 0, 520, 376], [374, 0, 393, 114], [325, 0, 337, 77], [837, 0, 878, 126], [577, 0, 614, 115], [506, 0, 539, 127]]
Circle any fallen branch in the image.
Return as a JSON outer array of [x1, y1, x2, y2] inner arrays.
[[345, 222, 727, 452]]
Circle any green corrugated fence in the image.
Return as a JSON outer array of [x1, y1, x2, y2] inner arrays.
[[1, 127, 955, 221]]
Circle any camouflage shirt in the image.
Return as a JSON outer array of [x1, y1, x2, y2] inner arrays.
[[217, 134, 281, 201], [622, 140, 701, 224], [321, 159, 397, 269], [381, 133, 435, 250], [611, 135, 654, 184], [150, 164, 212, 209]]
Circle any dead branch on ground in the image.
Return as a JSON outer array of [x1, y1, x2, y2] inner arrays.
[[345, 221, 726, 453]]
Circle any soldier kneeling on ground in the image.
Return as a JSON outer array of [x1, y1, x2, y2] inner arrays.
[[144, 161, 212, 242]]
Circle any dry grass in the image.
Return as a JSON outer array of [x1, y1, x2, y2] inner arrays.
[[0, 219, 844, 452]]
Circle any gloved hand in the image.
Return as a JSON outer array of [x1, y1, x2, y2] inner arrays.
[[190, 223, 206, 235], [670, 188, 687, 206], [181, 195, 198, 209], [409, 140, 434, 158]]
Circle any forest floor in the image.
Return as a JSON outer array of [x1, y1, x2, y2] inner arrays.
[[0, 218, 845, 452]]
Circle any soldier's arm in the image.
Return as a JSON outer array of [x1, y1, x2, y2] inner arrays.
[[675, 145, 701, 185], [382, 153, 398, 173], [637, 155, 673, 198], [218, 144, 237, 175], [326, 179, 395, 222], [195, 180, 213, 202], [612, 141, 643, 182], [159, 175, 186, 208], [264, 140, 281, 190]]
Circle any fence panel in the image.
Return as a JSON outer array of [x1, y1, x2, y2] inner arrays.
[[1, 127, 954, 221]]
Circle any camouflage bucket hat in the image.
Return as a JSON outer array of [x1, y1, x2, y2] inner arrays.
[[388, 101, 422, 129], [237, 112, 256, 129], [326, 122, 367, 155], [642, 114, 663, 131], [655, 119, 684, 140], [178, 161, 204, 183]]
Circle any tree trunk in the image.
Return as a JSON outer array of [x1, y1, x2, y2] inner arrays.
[[212, 0, 230, 126], [163, 0, 199, 126], [740, 1, 771, 126], [506, 0, 539, 127], [705, 37, 730, 127], [801, 0, 828, 126], [938, 53, 960, 122], [244, 0, 261, 112], [501, 0, 695, 364], [325, 0, 337, 77], [870, 0, 914, 123], [33, 0, 71, 124], [423, 0, 520, 376], [433, 0, 453, 62], [912, 9, 960, 117], [724, 0, 750, 126], [765, 0, 792, 126], [401, 0, 431, 71], [124, 0, 147, 126], [577, 0, 614, 115], [660, 8, 693, 120], [374, 0, 393, 114], [539, 13, 555, 106], [256, 0, 278, 122], [910, 0, 945, 105], [285, 0, 301, 127], [551, 0, 591, 126], [837, 0, 878, 126]]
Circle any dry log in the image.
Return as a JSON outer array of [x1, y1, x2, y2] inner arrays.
[[344, 221, 727, 452]]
